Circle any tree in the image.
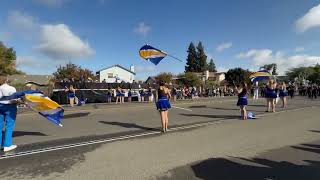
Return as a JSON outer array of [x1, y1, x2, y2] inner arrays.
[[207, 59, 217, 72], [185, 42, 197, 72], [154, 72, 173, 84], [308, 64, 320, 84], [286, 66, 314, 82], [225, 68, 251, 86], [261, 63, 278, 75], [196, 42, 208, 72], [177, 72, 202, 87], [0, 41, 22, 75], [53, 62, 96, 81]]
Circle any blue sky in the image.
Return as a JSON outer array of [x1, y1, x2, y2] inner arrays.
[[1, 0, 320, 80]]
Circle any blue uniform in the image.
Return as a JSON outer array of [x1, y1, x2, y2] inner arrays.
[[237, 88, 248, 106], [265, 87, 277, 99], [116, 90, 124, 97], [156, 87, 171, 111], [67, 90, 76, 98], [279, 88, 287, 97]]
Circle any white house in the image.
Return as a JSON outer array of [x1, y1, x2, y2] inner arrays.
[[96, 64, 136, 83], [193, 70, 226, 83]]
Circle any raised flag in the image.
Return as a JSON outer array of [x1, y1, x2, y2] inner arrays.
[[249, 70, 272, 83], [139, 44, 167, 65]]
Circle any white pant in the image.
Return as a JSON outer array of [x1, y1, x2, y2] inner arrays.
[[253, 89, 259, 99]]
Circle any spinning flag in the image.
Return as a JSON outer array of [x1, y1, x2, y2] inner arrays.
[[249, 70, 272, 83], [139, 44, 167, 65], [23, 92, 64, 127]]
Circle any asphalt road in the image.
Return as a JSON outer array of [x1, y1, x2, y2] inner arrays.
[[0, 96, 320, 180]]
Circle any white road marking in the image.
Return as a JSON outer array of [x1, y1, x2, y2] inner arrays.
[[171, 106, 193, 112]]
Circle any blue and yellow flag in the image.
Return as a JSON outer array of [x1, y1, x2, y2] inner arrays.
[[24, 93, 64, 127], [139, 44, 167, 65], [250, 70, 272, 83]]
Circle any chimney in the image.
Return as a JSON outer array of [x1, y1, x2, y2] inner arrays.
[[130, 65, 135, 73], [205, 70, 209, 80]]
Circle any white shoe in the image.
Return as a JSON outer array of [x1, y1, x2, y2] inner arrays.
[[4, 145, 17, 152]]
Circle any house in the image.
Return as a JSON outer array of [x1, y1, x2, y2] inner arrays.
[[96, 64, 136, 83], [193, 71, 226, 83]]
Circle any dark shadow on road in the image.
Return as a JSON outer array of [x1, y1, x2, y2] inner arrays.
[[292, 144, 320, 155], [210, 107, 239, 111], [180, 113, 240, 120], [309, 130, 320, 133], [98, 121, 159, 131], [248, 104, 265, 107], [191, 156, 320, 180], [12, 131, 47, 137], [63, 112, 90, 119], [189, 105, 207, 108]]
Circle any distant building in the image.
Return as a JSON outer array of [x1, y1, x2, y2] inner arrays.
[[145, 76, 156, 84], [193, 71, 226, 83], [96, 64, 136, 83]]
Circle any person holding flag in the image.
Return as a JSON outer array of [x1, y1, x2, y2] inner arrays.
[[0, 76, 20, 152]]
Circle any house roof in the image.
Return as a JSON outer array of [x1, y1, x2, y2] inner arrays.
[[8, 75, 53, 85], [97, 64, 136, 75]]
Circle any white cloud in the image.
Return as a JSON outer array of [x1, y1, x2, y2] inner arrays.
[[236, 49, 320, 74], [35, 24, 95, 60], [296, 4, 320, 32], [295, 47, 305, 52], [216, 42, 232, 52], [16, 56, 59, 74], [33, 0, 68, 7], [135, 65, 156, 73], [16, 56, 42, 68], [134, 22, 151, 37], [8, 11, 39, 31]]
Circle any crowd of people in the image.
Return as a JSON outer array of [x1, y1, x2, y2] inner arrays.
[[298, 85, 320, 99]]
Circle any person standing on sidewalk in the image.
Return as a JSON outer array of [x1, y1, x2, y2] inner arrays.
[[253, 81, 259, 100], [0, 76, 19, 152]]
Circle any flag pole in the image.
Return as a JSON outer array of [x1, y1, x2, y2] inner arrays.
[[160, 49, 183, 63], [166, 53, 183, 63]]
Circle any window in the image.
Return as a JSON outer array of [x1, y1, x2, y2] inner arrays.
[[107, 73, 113, 78]]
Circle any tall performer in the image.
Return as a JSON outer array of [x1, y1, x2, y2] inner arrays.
[[156, 81, 171, 132], [65, 85, 77, 107], [279, 82, 288, 108], [265, 79, 277, 112]]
